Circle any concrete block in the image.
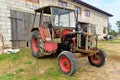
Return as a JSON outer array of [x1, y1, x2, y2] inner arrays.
[[0, 29, 8, 34], [5, 13, 10, 17], [2, 34, 11, 38], [6, 22, 11, 26], [5, 37, 11, 41], [7, 30, 11, 35], [0, 25, 11, 30], [0, 9, 10, 14], [3, 40, 12, 48], [0, 17, 10, 21], [0, 0, 5, 3], [0, 4, 7, 9], [0, 12, 6, 17], [0, 21, 6, 25]]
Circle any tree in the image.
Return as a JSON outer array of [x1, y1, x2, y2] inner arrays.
[[109, 29, 117, 36], [116, 21, 120, 32]]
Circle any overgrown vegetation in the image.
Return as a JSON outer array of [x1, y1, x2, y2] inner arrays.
[[109, 29, 117, 36], [108, 23, 117, 36]]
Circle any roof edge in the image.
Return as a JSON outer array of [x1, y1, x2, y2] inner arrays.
[[73, 0, 113, 17]]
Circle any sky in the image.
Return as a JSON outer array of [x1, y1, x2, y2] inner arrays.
[[82, 0, 120, 31]]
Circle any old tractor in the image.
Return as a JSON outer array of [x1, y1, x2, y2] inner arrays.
[[31, 6, 106, 75]]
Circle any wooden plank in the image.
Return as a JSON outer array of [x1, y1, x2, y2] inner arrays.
[[10, 10, 17, 48]]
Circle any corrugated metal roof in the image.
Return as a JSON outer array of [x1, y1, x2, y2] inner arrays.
[[73, 0, 113, 17]]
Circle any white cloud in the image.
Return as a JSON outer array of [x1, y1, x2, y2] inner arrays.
[[82, 0, 120, 31]]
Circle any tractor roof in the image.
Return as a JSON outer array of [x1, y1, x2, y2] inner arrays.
[[35, 5, 74, 14]]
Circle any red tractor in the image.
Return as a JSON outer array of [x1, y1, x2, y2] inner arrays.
[[31, 6, 106, 75]]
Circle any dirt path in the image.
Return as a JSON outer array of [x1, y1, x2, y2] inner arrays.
[[76, 42, 120, 80]]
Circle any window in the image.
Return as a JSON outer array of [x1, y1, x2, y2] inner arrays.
[[52, 7, 76, 28], [89, 24, 96, 34], [85, 10, 90, 17], [27, 0, 39, 3], [58, 0, 67, 7], [75, 7, 81, 14]]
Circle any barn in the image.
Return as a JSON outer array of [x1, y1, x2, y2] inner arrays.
[[0, 0, 113, 48]]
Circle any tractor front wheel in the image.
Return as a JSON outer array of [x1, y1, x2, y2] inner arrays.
[[31, 30, 42, 58], [88, 49, 106, 67], [57, 51, 78, 75]]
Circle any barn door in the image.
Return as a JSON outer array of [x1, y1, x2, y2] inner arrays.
[[10, 10, 34, 48]]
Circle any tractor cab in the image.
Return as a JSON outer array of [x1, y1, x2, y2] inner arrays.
[[32, 6, 76, 43]]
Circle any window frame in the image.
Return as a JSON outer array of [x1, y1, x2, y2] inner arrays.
[[27, 0, 40, 4], [58, 0, 67, 7], [85, 9, 90, 17], [75, 6, 81, 15]]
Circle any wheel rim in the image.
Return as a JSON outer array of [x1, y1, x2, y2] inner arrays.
[[32, 36, 38, 53], [59, 56, 71, 73], [90, 53, 102, 64]]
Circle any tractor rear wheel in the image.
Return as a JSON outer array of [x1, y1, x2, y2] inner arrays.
[[88, 49, 106, 67], [57, 51, 78, 75], [31, 30, 42, 58]]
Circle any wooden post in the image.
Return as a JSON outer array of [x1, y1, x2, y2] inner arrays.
[[50, 7, 54, 41], [32, 12, 36, 28], [85, 32, 89, 51], [77, 34, 79, 48], [96, 35, 98, 49]]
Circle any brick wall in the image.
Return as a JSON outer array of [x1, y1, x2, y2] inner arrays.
[[0, 0, 11, 47], [0, 0, 40, 48], [65, 0, 109, 39]]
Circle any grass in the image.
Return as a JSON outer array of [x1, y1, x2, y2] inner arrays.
[[0, 38, 120, 80], [15, 68, 24, 74], [99, 38, 120, 44], [0, 73, 14, 80], [0, 48, 76, 80]]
